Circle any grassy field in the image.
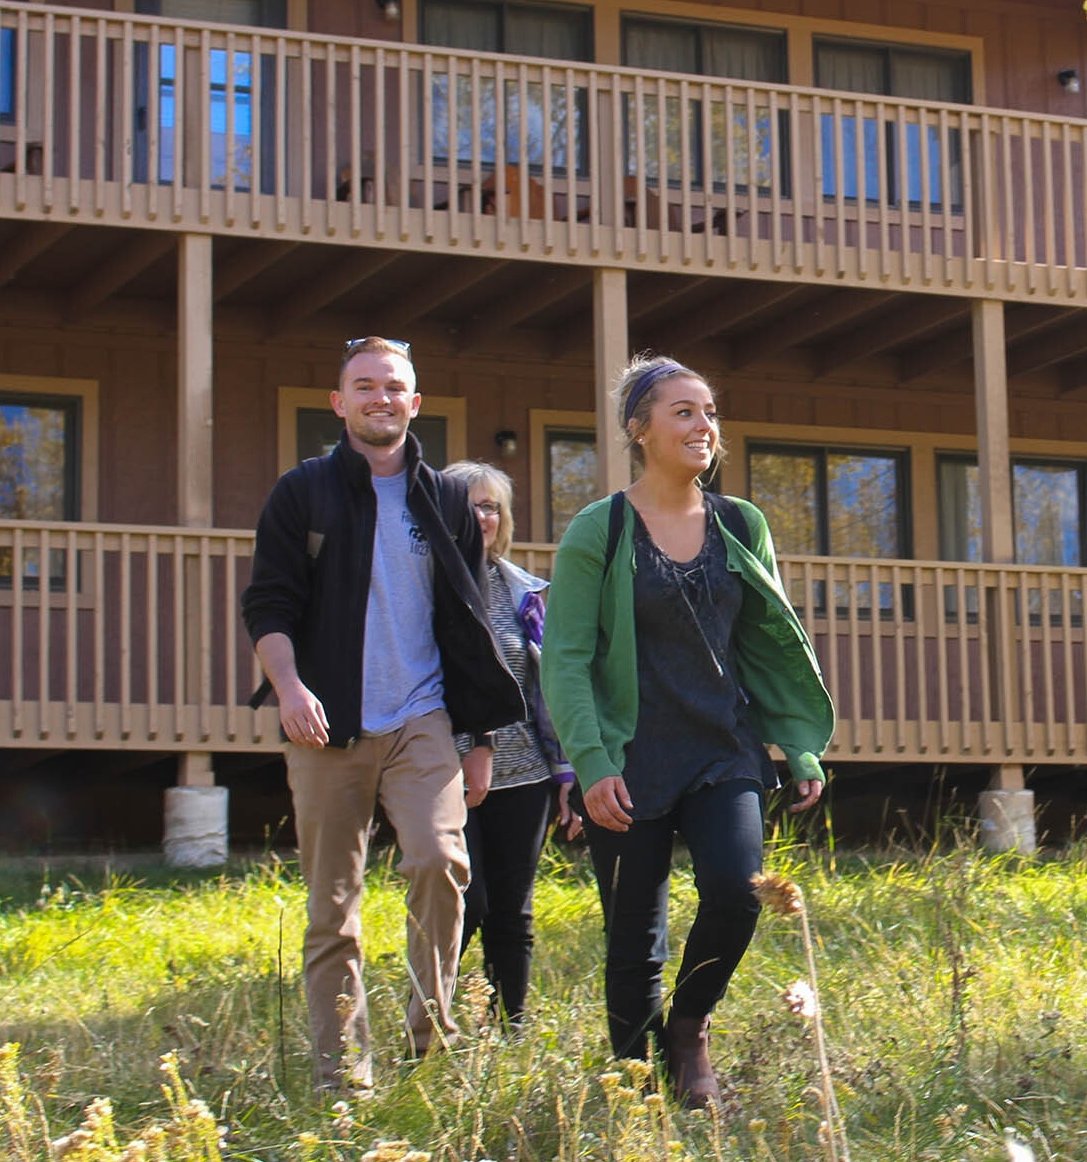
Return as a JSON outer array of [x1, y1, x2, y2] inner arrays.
[[1, 824, 1086, 1161]]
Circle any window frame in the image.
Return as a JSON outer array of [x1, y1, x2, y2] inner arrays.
[[0, 374, 99, 600], [813, 35, 972, 210], [620, 14, 789, 196], [747, 440, 912, 560], [0, 26, 14, 125], [418, 0, 594, 178], [528, 408, 593, 542]]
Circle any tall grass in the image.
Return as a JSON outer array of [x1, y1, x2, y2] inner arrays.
[[2, 834, 1086, 1160]]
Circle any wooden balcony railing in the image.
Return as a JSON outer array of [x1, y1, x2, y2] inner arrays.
[[2, 2, 1087, 302], [4, 518, 1087, 763]]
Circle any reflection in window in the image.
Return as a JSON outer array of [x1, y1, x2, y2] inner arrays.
[[815, 40, 970, 207], [0, 394, 79, 585], [749, 443, 907, 614], [422, 0, 591, 174], [158, 44, 254, 189], [547, 429, 595, 541], [622, 17, 785, 190], [939, 456, 1084, 567], [1, 27, 14, 122], [938, 455, 1084, 623]]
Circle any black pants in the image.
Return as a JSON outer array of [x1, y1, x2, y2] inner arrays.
[[461, 778, 552, 1024], [584, 778, 764, 1060]]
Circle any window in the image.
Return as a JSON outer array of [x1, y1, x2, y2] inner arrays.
[[939, 455, 1085, 567], [748, 443, 909, 615], [546, 428, 595, 541], [133, 0, 285, 190], [622, 17, 786, 190], [421, 0, 592, 173], [815, 39, 970, 207], [938, 455, 1085, 623], [277, 387, 466, 476], [0, 392, 80, 586], [1, 27, 14, 123]]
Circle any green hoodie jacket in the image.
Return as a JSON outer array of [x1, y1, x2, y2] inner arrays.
[[540, 493, 835, 794]]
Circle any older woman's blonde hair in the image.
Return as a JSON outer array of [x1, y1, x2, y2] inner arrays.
[[444, 460, 515, 561]]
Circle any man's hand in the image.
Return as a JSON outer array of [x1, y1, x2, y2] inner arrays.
[[788, 779, 824, 814], [463, 746, 493, 808], [255, 632, 329, 748], [278, 680, 330, 748], [583, 775, 634, 832]]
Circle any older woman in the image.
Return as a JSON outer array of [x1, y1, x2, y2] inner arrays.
[[540, 355, 834, 1106], [444, 459, 580, 1030]]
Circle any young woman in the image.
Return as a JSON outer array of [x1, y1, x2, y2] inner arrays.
[[444, 460, 581, 1030], [540, 355, 834, 1107]]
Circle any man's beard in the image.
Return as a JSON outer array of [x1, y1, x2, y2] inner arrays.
[[353, 419, 407, 448]]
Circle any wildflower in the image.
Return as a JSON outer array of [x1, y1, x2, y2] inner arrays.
[[599, 1071, 622, 1092], [748, 1118, 767, 1134], [624, 1058, 652, 1088], [783, 979, 816, 1018], [751, 871, 803, 915], [1004, 1129, 1035, 1162]]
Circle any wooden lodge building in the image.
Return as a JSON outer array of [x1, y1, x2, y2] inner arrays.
[[2, 0, 1087, 855]]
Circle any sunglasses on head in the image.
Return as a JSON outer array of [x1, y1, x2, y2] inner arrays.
[[342, 337, 412, 361]]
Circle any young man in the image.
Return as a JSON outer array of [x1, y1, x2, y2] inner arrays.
[[242, 337, 523, 1092]]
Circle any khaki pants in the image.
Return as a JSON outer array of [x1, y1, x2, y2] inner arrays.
[[286, 708, 469, 1087]]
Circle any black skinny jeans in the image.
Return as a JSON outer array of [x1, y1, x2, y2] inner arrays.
[[584, 778, 765, 1060], [460, 778, 553, 1024]]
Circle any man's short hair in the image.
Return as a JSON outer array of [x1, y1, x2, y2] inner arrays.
[[340, 336, 415, 384]]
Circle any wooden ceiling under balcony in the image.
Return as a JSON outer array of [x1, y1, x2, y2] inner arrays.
[[2, 220, 1086, 395]]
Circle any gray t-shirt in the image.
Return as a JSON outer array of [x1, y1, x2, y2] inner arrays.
[[361, 470, 444, 733]]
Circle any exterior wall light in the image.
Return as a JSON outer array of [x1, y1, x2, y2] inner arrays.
[[1058, 69, 1080, 94], [376, 0, 400, 20], [494, 430, 518, 458]]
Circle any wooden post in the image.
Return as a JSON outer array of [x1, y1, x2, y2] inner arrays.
[[972, 298, 1032, 847], [178, 233, 214, 529], [593, 267, 629, 498], [170, 233, 223, 863]]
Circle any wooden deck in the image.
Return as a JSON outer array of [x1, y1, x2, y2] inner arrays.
[[4, 518, 1087, 764], [2, 2, 1087, 304]]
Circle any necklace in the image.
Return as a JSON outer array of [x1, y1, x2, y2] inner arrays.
[[644, 504, 726, 679]]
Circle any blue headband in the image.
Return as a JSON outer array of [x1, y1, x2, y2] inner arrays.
[[623, 361, 688, 425]]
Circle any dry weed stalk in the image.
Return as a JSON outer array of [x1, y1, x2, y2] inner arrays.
[[751, 871, 850, 1162]]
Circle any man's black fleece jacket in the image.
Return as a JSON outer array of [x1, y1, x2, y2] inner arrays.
[[241, 430, 525, 745]]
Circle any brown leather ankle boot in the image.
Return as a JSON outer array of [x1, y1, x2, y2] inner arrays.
[[665, 1013, 722, 1109]]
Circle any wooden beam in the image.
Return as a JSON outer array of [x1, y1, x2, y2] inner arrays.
[[214, 241, 298, 302], [0, 223, 73, 287], [366, 259, 509, 333], [973, 300, 1014, 565], [178, 234, 214, 529], [66, 232, 176, 320], [459, 268, 587, 351], [1057, 354, 1087, 396], [594, 268, 629, 497], [651, 282, 805, 355], [558, 275, 707, 354], [267, 249, 401, 334], [731, 289, 886, 370], [897, 304, 1066, 384], [815, 297, 968, 376], [1008, 318, 1087, 377]]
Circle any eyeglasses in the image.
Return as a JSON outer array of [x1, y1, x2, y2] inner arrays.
[[474, 501, 501, 517], [342, 337, 412, 361]]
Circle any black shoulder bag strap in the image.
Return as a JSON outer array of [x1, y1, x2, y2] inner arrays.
[[601, 489, 626, 575]]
